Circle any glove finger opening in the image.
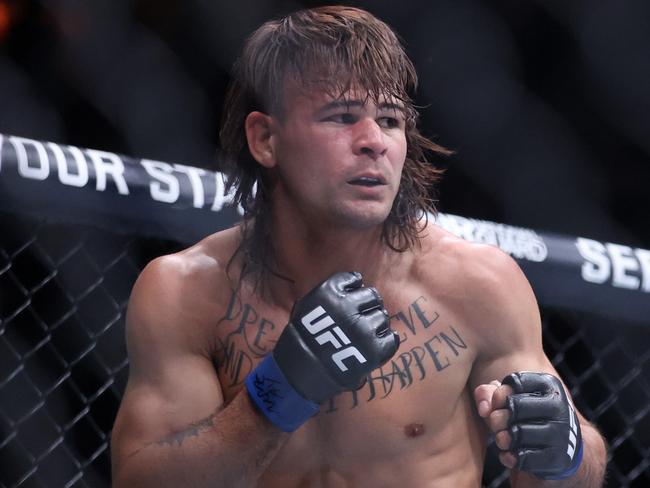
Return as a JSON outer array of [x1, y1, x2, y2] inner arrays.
[[502, 372, 561, 395], [333, 271, 363, 292], [349, 286, 384, 313], [507, 393, 567, 424], [514, 446, 574, 477], [509, 421, 567, 451]]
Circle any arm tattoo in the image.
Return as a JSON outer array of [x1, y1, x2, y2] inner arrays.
[[124, 411, 220, 462], [155, 413, 217, 447]]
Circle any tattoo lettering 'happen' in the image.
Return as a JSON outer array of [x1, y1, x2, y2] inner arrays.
[[321, 324, 467, 413], [322, 296, 468, 413], [366, 325, 466, 398]]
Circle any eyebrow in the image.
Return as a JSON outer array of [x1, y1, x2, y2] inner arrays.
[[318, 99, 405, 114]]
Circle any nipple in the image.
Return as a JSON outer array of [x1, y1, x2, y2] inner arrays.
[[404, 422, 426, 438]]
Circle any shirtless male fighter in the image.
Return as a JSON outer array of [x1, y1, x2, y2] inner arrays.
[[111, 6, 607, 487]]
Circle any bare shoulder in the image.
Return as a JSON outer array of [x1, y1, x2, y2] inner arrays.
[[415, 223, 541, 353], [138, 226, 241, 300], [416, 222, 528, 294], [126, 226, 243, 357]]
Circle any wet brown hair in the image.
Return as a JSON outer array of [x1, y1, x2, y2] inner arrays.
[[218, 6, 450, 285]]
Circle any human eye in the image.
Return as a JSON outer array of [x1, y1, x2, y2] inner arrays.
[[378, 116, 403, 129], [325, 112, 357, 124]]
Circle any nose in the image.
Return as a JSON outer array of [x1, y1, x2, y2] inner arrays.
[[352, 118, 388, 159]]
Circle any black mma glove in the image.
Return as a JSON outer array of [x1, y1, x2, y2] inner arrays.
[[245, 271, 400, 432], [502, 372, 583, 480]]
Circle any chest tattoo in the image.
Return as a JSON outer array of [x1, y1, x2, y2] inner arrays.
[[214, 292, 469, 408], [214, 291, 278, 387]]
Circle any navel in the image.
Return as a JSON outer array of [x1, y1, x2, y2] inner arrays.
[[404, 422, 426, 438]]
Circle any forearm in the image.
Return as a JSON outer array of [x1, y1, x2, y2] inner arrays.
[[511, 422, 607, 488], [113, 391, 289, 488]]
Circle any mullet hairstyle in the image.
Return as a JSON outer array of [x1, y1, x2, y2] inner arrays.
[[218, 5, 451, 287]]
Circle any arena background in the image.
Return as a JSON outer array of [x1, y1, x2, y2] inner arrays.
[[1, 1, 649, 487]]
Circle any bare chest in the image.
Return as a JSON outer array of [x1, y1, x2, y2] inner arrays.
[[211, 287, 478, 463]]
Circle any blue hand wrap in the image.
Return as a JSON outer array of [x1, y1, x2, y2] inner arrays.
[[245, 355, 320, 432], [539, 442, 584, 480]]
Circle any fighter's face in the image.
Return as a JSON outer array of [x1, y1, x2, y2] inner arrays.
[[268, 82, 408, 230]]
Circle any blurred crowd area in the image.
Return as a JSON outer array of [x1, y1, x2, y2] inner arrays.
[[1, 0, 649, 247]]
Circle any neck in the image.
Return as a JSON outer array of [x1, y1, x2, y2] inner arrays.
[[264, 213, 393, 308]]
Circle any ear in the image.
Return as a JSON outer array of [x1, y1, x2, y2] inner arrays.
[[245, 111, 277, 168]]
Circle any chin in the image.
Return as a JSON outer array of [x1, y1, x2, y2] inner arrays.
[[331, 203, 392, 229]]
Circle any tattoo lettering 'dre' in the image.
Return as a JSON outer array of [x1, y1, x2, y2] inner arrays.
[[215, 292, 278, 387]]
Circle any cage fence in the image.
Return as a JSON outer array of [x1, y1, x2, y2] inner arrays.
[[0, 210, 649, 487]]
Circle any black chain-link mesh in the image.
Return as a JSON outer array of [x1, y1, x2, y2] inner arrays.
[[1, 211, 648, 487], [0, 211, 181, 488], [483, 309, 650, 488]]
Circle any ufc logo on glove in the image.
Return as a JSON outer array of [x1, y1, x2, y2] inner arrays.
[[244, 272, 399, 432], [301, 305, 368, 371]]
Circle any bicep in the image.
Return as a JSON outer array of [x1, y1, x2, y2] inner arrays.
[[111, 261, 224, 463], [113, 354, 224, 448], [467, 248, 558, 391]]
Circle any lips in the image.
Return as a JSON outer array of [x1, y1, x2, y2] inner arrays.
[[347, 175, 387, 186]]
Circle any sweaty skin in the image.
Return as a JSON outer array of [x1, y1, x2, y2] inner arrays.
[[111, 224, 605, 487], [110, 84, 606, 487]]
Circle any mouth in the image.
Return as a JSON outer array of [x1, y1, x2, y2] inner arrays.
[[347, 176, 387, 187]]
